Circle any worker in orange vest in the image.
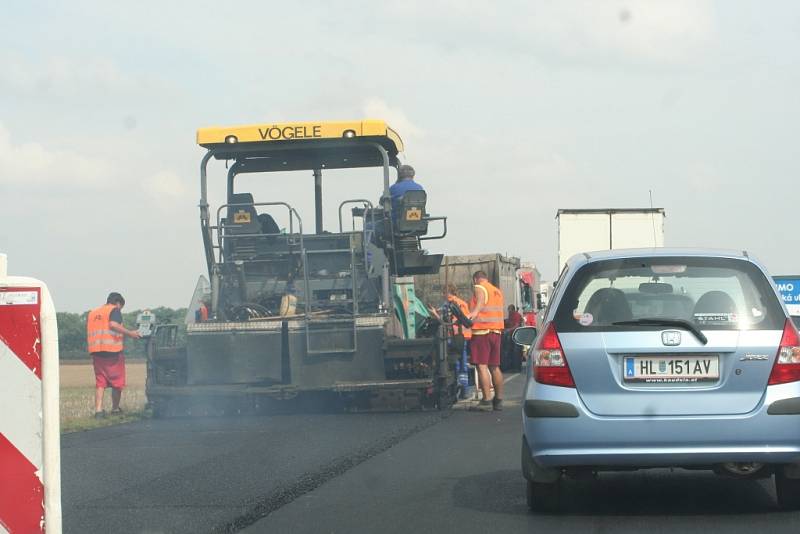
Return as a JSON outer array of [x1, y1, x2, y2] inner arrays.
[[446, 284, 472, 342], [196, 297, 210, 322], [467, 271, 505, 411], [87, 292, 141, 418]]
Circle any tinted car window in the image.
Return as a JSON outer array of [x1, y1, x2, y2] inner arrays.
[[555, 257, 785, 332]]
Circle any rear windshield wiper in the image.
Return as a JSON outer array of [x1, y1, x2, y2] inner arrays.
[[612, 318, 708, 345]]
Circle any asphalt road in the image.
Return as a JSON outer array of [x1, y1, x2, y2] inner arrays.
[[61, 409, 447, 533], [63, 374, 800, 533]]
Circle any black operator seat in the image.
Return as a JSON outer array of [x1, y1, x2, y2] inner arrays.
[[585, 287, 633, 325], [693, 290, 738, 315], [227, 193, 261, 235], [258, 213, 280, 235], [394, 189, 429, 235]]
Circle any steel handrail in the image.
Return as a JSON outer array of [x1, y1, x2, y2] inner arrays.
[[215, 201, 301, 257], [337, 199, 374, 233], [419, 216, 448, 241], [214, 201, 308, 318]]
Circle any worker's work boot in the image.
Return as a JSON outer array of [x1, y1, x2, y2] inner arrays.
[[492, 398, 504, 411], [473, 399, 493, 412]]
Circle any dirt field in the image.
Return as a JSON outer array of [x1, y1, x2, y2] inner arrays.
[[60, 361, 147, 431], [60, 360, 146, 388]]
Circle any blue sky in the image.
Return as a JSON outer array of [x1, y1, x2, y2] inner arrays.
[[2, 0, 799, 311]]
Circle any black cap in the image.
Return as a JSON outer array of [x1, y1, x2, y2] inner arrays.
[[106, 292, 125, 306]]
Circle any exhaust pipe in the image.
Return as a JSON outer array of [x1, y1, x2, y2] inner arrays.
[[718, 462, 767, 478]]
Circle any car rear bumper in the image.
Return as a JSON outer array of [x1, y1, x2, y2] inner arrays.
[[523, 382, 800, 468]]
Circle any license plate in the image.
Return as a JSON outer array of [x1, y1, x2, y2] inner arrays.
[[623, 355, 719, 383]]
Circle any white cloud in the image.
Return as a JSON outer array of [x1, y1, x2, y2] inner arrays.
[[686, 162, 723, 193], [0, 52, 133, 93], [531, 0, 716, 64], [142, 170, 189, 209], [527, 152, 576, 182], [362, 98, 425, 140], [0, 123, 108, 187], [384, 0, 716, 65]]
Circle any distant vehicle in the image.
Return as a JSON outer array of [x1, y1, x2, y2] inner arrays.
[[517, 263, 541, 326], [556, 208, 665, 273], [514, 248, 800, 512], [774, 275, 800, 328]]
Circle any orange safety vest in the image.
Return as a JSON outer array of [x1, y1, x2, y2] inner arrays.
[[87, 304, 124, 353], [447, 294, 472, 340], [470, 280, 505, 332]]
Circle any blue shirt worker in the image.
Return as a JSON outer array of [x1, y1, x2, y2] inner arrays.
[[389, 164, 424, 218]]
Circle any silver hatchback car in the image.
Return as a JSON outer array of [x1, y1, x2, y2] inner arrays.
[[515, 249, 800, 512]]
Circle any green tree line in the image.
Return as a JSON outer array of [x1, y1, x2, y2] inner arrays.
[[57, 307, 188, 359]]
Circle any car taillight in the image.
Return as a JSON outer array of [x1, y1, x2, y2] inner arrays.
[[768, 319, 800, 385], [533, 322, 575, 388]]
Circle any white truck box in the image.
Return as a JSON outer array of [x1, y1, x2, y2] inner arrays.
[[557, 208, 665, 271]]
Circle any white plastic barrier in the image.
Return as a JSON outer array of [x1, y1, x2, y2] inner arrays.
[[0, 253, 62, 533]]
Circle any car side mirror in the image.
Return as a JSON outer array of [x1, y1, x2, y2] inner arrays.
[[512, 326, 537, 346]]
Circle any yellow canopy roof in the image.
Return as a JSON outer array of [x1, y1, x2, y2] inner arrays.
[[196, 119, 404, 172]]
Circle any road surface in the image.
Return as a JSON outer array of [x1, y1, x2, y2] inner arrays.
[[62, 373, 800, 533]]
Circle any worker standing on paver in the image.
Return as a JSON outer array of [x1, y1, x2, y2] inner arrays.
[[467, 271, 505, 411], [87, 292, 141, 418], [389, 164, 424, 216]]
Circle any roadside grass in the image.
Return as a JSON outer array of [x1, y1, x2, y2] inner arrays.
[[60, 362, 148, 433]]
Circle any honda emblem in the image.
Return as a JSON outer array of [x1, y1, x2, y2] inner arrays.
[[662, 330, 682, 346]]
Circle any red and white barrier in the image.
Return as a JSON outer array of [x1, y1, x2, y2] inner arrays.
[[0, 254, 61, 533]]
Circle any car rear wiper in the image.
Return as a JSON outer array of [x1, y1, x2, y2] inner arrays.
[[612, 318, 708, 345]]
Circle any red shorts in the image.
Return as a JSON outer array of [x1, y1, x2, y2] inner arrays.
[[92, 352, 126, 389], [469, 332, 501, 366]]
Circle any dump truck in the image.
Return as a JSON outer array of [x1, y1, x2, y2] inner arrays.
[[413, 254, 537, 371], [146, 119, 456, 415], [413, 254, 519, 311]]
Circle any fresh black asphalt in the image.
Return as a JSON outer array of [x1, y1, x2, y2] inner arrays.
[[61, 410, 447, 533], [63, 374, 800, 533]]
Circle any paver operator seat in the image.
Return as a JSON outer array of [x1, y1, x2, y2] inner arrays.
[[226, 193, 261, 235], [394, 189, 429, 236], [380, 189, 443, 276]]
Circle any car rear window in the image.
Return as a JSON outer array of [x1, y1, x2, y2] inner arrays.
[[554, 257, 785, 332]]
